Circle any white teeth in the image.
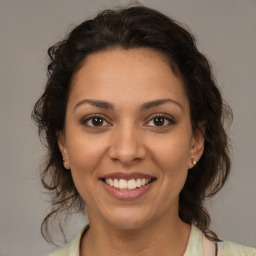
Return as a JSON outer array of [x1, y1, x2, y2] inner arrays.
[[104, 178, 152, 190], [127, 179, 136, 190], [114, 178, 119, 187], [136, 179, 142, 187], [119, 179, 128, 189]]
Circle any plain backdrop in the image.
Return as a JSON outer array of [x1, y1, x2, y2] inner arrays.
[[0, 0, 255, 255]]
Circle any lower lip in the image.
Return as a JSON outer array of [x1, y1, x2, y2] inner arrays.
[[101, 180, 155, 200]]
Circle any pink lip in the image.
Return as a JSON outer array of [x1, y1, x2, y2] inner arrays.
[[101, 172, 155, 180], [100, 179, 156, 200]]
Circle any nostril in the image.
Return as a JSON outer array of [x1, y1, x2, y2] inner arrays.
[[108, 146, 146, 165]]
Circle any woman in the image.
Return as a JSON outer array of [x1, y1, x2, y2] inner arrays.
[[32, 5, 256, 256]]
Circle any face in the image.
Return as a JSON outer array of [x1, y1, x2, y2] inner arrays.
[[58, 48, 204, 230]]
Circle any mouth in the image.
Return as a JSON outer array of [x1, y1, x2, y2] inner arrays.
[[100, 177, 156, 191], [99, 173, 157, 200]]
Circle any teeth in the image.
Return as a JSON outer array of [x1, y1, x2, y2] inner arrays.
[[119, 179, 127, 189], [128, 179, 136, 190], [114, 178, 119, 187], [136, 179, 142, 187], [104, 178, 152, 190]]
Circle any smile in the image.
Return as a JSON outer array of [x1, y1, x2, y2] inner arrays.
[[100, 173, 156, 200], [103, 178, 152, 191]]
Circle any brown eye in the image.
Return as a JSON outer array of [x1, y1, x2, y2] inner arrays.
[[146, 115, 176, 127], [82, 115, 109, 127], [153, 116, 165, 126], [91, 117, 104, 126]]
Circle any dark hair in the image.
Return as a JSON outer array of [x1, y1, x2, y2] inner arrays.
[[32, 4, 232, 243]]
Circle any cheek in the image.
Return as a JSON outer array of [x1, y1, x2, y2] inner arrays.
[[66, 135, 106, 205], [66, 132, 107, 181], [153, 133, 192, 171], [150, 130, 192, 190]]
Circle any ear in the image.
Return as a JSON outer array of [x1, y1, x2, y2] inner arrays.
[[57, 131, 70, 169], [189, 122, 205, 169]]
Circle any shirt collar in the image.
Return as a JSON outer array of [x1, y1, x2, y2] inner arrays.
[[184, 225, 204, 256]]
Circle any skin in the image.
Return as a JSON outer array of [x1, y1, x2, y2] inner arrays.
[[58, 48, 205, 256]]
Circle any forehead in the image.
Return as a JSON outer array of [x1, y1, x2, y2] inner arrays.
[[69, 48, 189, 110]]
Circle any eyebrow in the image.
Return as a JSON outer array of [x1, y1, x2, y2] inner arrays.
[[140, 99, 184, 112], [73, 99, 114, 112], [73, 98, 183, 112]]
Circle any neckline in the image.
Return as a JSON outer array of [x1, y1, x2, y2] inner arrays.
[[73, 224, 203, 256]]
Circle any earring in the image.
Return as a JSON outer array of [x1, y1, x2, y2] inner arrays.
[[191, 157, 197, 166], [63, 157, 67, 166]]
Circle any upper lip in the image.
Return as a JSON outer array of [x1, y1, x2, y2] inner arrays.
[[100, 172, 156, 180]]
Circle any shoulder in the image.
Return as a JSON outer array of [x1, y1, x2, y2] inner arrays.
[[223, 241, 256, 256], [47, 225, 89, 256], [48, 244, 70, 256]]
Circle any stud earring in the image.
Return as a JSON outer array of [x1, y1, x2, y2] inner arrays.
[[191, 157, 197, 166], [63, 157, 67, 166]]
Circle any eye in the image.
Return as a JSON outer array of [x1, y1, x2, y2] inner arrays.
[[145, 115, 175, 127], [81, 115, 110, 127]]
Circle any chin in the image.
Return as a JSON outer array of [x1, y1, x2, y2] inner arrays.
[[102, 207, 154, 231]]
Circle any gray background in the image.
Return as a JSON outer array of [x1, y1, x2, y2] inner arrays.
[[0, 0, 255, 255]]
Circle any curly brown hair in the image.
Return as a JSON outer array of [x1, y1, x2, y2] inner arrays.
[[32, 5, 232, 243]]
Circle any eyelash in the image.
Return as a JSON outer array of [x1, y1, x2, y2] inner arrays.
[[145, 114, 176, 127], [81, 114, 110, 128], [80, 114, 176, 128]]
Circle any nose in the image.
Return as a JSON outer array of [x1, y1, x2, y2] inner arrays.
[[107, 124, 146, 166]]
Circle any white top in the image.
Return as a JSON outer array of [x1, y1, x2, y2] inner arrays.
[[48, 225, 256, 256]]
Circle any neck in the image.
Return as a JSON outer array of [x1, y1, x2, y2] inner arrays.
[[80, 215, 190, 256]]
